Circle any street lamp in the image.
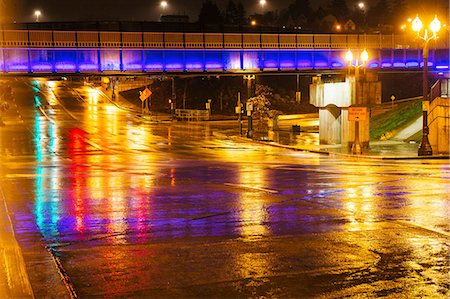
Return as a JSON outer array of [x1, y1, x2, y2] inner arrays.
[[346, 49, 368, 76], [259, 0, 266, 15], [412, 15, 441, 156], [34, 10, 41, 22], [259, 0, 266, 8], [160, 1, 168, 15], [357, 2, 366, 31], [346, 49, 369, 154]]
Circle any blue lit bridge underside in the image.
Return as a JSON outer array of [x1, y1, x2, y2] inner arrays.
[[1, 48, 448, 74]]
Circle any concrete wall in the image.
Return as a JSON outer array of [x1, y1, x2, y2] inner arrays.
[[310, 74, 377, 147], [428, 97, 449, 155], [319, 107, 342, 144]]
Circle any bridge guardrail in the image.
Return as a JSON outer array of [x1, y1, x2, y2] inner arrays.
[[0, 30, 448, 50]]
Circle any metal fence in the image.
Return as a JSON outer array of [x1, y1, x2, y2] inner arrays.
[[175, 109, 210, 121]]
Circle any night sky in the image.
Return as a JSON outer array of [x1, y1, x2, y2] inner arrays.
[[2, 0, 448, 23]]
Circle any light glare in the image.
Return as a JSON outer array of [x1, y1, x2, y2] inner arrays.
[[360, 50, 369, 62], [412, 16, 423, 32], [345, 50, 353, 62], [430, 15, 441, 33]]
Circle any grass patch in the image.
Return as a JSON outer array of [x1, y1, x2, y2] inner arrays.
[[370, 101, 422, 140]]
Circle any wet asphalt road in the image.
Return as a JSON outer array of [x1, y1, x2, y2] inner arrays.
[[0, 78, 449, 298]]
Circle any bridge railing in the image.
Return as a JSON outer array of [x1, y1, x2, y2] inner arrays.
[[1, 30, 448, 49]]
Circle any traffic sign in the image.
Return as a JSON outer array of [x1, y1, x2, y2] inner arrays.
[[348, 107, 368, 121], [139, 88, 152, 101]]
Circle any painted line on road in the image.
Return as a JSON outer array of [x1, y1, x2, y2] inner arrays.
[[395, 220, 450, 238], [224, 183, 279, 194], [37, 106, 55, 123], [191, 212, 230, 220]]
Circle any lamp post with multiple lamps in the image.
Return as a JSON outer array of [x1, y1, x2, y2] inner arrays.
[[346, 49, 368, 154], [412, 15, 441, 156]]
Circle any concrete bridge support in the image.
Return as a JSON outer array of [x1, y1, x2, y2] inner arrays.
[[428, 78, 450, 154], [310, 72, 381, 148]]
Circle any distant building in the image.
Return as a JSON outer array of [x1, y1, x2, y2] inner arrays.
[[343, 20, 356, 32], [160, 15, 189, 23]]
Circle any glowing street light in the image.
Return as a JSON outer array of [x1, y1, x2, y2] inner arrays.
[[259, 0, 266, 14], [346, 49, 368, 75], [160, 1, 168, 16], [34, 10, 41, 22], [357, 2, 366, 31], [412, 15, 441, 156], [346, 49, 369, 155]]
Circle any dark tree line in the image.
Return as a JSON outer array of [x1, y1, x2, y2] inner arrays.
[[197, 0, 449, 33]]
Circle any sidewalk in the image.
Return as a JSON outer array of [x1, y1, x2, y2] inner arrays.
[[98, 89, 448, 161], [0, 187, 34, 299], [231, 130, 450, 160]]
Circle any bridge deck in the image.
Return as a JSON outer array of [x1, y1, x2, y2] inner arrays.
[[0, 30, 448, 74]]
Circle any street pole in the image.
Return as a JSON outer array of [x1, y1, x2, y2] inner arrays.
[[352, 120, 362, 154], [352, 65, 362, 155], [346, 49, 367, 155], [412, 15, 440, 156], [245, 75, 254, 139], [418, 42, 433, 156], [238, 92, 242, 136]]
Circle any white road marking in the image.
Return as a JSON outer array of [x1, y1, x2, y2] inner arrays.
[[224, 183, 279, 194], [395, 220, 450, 238]]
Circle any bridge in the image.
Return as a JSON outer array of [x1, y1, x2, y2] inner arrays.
[[0, 30, 448, 74]]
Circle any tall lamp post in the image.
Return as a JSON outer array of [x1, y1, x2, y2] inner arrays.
[[412, 15, 441, 156], [346, 49, 368, 154]]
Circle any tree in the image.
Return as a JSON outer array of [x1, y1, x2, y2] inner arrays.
[[390, 0, 408, 26], [367, 0, 391, 27], [329, 0, 349, 21], [247, 84, 272, 132], [225, 0, 238, 24], [236, 2, 246, 25], [198, 0, 223, 25]]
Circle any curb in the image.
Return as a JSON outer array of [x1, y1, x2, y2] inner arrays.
[[229, 135, 449, 161]]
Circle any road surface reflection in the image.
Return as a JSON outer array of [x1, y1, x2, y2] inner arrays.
[[0, 79, 448, 298]]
